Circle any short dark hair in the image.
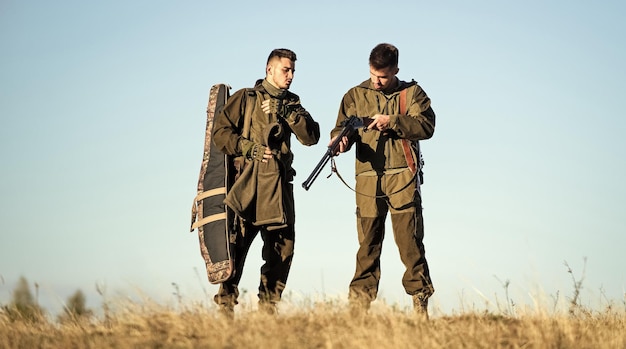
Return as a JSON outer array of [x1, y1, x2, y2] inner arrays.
[[369, 43, 398, 70], [267, 48, 297, 64]]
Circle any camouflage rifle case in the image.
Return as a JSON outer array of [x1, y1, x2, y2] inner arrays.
[[190, 83, 236, 284]]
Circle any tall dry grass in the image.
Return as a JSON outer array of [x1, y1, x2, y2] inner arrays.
[[1, 295, 625, 349]]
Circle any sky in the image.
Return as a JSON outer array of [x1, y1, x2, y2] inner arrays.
[[1, 0, 625, 316]]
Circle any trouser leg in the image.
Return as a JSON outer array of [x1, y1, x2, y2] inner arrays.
[[214, 222, 259, 307], [390, 210, 434, 297], [348, 213, 387, 304], [257, 225, 295, 305]]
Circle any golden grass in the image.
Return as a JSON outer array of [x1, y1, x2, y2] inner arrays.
[[1, 298, 625, 349]]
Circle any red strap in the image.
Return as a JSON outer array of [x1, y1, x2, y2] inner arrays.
[[399, 88, 407, 115], [399, 89, 417, 174], [402, 140, 417, 174]]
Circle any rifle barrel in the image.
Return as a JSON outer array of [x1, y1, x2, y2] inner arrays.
[[301, 149, 332, 191], [301, 116, 363, 191]]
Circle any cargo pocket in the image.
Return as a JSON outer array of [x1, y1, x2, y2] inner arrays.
[[355, 175, 379, 217], [387, 169, 417, 214], [254, 159, 285, 226]]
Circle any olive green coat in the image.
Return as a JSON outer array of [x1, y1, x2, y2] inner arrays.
[[213, 79, 320, 226], [332, 79, 435, 175]]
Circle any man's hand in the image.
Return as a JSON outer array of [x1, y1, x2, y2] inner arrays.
[[259, 146, 273, 163], [262, 99, 282, 116], [245, 143, 274, 163], [366, 114, 390, 132], [329, 135, 349, 155]]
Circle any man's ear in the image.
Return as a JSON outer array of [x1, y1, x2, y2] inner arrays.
[[395, 67, 400, 75]]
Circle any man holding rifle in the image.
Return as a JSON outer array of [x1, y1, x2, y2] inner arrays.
[[329, 43, 436, 318]]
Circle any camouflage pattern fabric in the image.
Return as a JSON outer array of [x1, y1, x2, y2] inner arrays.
[[190, 84, 234, 284]]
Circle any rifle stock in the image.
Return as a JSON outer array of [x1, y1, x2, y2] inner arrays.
[[302, 116, 364, 191]]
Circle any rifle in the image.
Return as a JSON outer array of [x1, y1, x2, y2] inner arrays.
[[302, 116, 365, 191]]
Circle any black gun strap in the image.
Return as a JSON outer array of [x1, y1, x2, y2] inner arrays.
[[330, 158, 415, 199]]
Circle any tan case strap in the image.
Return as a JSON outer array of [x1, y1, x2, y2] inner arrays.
[[190, 187, 228, 232], [194, 187, 226, 202], [191, 212, 227, 230]]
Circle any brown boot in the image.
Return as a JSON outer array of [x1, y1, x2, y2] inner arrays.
[[348, 289, 373, 317], [412, 293, 429, 320], [348, 296, 371, 317], [218, 303, 235, 320], [258, 301, 278, 315], [215, 293, 237, 320]]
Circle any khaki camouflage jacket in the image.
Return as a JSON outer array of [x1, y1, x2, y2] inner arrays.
[[332, 78, 435, 176]]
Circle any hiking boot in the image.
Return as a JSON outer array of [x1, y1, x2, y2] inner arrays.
[[348, 298, 371, 317], [412, 293, 429, 320], [258, 302, 278, 315], [218, 303, 235, 320]]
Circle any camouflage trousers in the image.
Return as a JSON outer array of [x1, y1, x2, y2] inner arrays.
[[349, 169, 434, 304], [214, 221, 294, 307]]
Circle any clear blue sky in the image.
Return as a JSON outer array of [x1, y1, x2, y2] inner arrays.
[[1, 0, 624, 315]]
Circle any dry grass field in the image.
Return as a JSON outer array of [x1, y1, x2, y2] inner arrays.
[[1, 295, 625, 349]]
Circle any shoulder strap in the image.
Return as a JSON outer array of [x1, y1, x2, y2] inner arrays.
[[399, 89, 417, 174], [399, 88, 408, 115], [242, 89, 257, 139]]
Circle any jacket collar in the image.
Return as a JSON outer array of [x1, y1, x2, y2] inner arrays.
[[358, 77, 415, 95]]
